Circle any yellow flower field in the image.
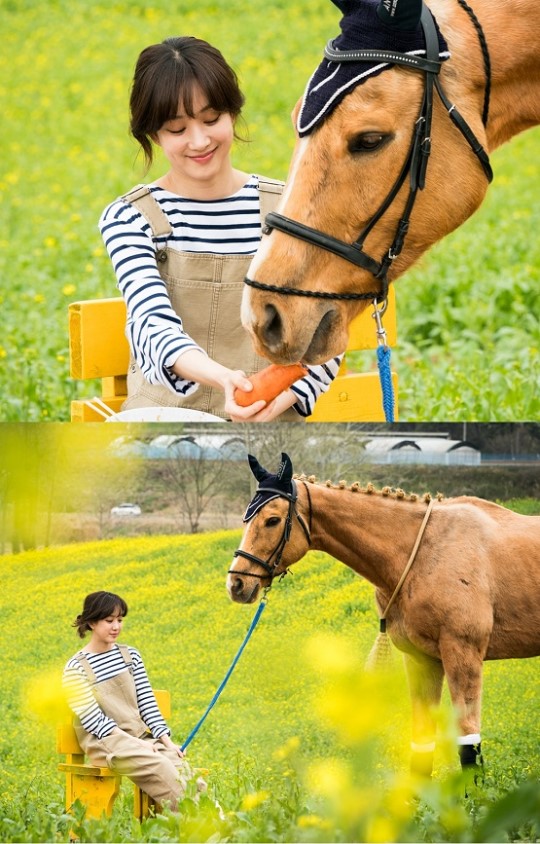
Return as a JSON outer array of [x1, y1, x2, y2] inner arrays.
[[1, 526, 538, 841]]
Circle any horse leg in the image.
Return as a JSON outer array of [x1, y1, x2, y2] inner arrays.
[[439, 639, 485, 777], [402, 652, 444, 778]]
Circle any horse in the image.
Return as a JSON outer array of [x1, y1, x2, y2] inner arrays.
[[241, 0, 540, 366], [226, 453, 540, 777]]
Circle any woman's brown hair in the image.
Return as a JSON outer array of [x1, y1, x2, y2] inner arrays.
[[73, 591, 128, 638], [130, 36, 246, 171]]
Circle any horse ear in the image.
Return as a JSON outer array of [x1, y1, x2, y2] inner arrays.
[[247, 454, 270, 483], [330, 0, 356, 13], [376, 0, 423, 29], [276, 452, 294, 485]]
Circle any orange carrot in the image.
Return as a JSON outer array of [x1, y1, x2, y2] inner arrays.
[[234, 363, 308, 407]]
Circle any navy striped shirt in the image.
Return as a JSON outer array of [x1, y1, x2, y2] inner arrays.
[[63, 645, 170, 740], [99, 175, 341, 416]]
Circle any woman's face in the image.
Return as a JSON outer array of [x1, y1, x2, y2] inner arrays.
[[89, 608, 124, 650], [153, 84, 235, 191]]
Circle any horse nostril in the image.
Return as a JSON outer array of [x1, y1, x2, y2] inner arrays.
[[262, 303, 282, 347], [233, 576, 244, 595], [306, 308, 337, 359]]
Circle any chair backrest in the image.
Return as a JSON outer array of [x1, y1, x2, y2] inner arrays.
[[68, 291, 397, 422]]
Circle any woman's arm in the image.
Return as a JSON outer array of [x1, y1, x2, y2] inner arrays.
[[63, 662, 117, 738], [100, 201, 277, 418], [290, 358, 343, 417], [99, 200, 204, 397], [131, 649, 187, 756]]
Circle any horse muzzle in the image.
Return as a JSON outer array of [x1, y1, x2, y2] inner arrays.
[[242, 284, 350, 364], [226, 571, 262, 604]]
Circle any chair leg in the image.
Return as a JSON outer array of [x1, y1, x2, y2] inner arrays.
[[68, 772, 121, 819], [133, 785, 157, 821]]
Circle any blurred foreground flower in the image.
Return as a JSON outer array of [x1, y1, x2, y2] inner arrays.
[[305, 632, 403, 744], [241, 790, 270, 810], [24, 668, 69, 724]]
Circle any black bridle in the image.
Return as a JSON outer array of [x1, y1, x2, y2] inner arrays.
[[229, 481, 312, 584], [244, 2, 493, 306]]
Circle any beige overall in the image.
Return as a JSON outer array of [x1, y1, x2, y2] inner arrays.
[[74, 645, 197, 810], [121, 177, 299, 420]]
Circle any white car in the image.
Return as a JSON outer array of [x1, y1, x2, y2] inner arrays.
[[110, 503, 142, 517]]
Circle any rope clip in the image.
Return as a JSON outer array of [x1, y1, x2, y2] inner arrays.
[[372, 298, 388, 347]]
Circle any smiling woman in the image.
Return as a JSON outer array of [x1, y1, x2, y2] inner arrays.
[[98, 35, 342, 423]]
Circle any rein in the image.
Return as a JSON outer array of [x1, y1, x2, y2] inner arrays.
[[244, 1, 493, 305], [379, 497, 434, 632], [229, 480, 311, 586]]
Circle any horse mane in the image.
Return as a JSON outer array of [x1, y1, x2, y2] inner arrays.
[[293, 473, 444, 503]]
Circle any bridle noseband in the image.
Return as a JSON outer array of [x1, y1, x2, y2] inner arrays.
[[229, 481, 311, 586], [244, 2, 493, 306]]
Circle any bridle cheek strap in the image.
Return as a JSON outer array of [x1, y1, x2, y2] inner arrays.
[[249, 3, 492, 303], [229, 482, 311, 582]]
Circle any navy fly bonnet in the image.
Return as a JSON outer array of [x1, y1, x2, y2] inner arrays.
[[243, 453, 294, 522], [297, 0, 450, 136]]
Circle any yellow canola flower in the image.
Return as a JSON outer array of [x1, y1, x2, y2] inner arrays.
[[365, 814, 399, 843], [305, 631, 358, 675], [383, 772, 417, 822], [241, 790, 270, 810], [273, 735, 300, 761], [62, 283, 76, 296], [305, 757, 352, 799], [24, 668, 69, 724], [297, 814, 332, 830]]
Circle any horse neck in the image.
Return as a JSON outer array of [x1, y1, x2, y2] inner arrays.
[[300, 482, 429, 596], [432, 0, 540, 149]]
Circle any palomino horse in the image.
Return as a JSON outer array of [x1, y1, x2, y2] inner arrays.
[[242, 0, 540, 365], [227, 453, 540, 776]]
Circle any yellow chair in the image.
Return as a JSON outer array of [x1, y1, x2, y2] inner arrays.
[[57, 689, 170, 822], [68, 290, 397, 422]]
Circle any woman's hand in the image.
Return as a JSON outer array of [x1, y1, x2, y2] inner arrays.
[[172, 350, 298, 421], [222, 370, 267, 420], [157, 733, 185, 757], [227, 385, 298, 422]]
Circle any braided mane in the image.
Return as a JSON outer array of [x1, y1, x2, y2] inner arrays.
[[294, 473, 444, 503]]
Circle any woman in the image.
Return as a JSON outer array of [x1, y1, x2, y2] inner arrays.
[[99, 36, 341, 421], [63, 591, 202, 811]]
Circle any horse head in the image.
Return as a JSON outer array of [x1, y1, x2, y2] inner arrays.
[[226, 453, 311, 604], [242, 0, 491, 364]]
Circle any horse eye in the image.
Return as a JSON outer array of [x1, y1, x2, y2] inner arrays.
[[265, 516, 281, 528], [348, 132, 387, 153]]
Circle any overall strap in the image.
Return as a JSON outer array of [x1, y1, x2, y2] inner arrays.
[[257, 175, 284, 224], [74, 652, 98, 686], [117, 643, 134, 673], [122, 184, 173, 239]]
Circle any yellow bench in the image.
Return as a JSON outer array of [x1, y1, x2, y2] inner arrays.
[[68, 290, 397, 422], [57, 689, 170, 822]]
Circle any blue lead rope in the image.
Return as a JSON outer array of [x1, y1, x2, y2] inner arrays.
[[180, 598, 268, 752], [377, 344, 395, 423], [372, 299, 395, 423]]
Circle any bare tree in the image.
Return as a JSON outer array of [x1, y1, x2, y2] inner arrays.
[[157, 443, 247, 533]]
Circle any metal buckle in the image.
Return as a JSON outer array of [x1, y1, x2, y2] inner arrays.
[[372, 298, 388, 347]]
